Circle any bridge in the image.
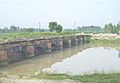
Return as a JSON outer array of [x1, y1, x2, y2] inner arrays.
[[0, 35, 91, 67]]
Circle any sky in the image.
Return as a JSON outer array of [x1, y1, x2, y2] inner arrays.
[[0, 0, 120, 29]]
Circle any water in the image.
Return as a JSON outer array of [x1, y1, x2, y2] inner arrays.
[[43, 47, 120, 75], [1, 44, 120, 75], [0, 44, 88, 74]]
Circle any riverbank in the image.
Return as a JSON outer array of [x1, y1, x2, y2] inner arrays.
[[0, 72, 120, 83], [1, 35, 120, 83], [90, 38, 120, 48]]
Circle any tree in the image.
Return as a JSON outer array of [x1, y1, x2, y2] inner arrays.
[[25, 28, 34, 32], [2, 27, 9, 33], [55, 24, 63, 33], [10, 25, 19, 32], [77, 26, 102, 33], [108, 23, 114, 33], [116, 24, 120, 33], [103, 23, 114, 33], [49, 22, 57, 32], [103, 24, 110, 33]]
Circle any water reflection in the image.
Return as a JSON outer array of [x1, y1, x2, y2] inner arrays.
[[43, 47, 120, 75], [0, 44, 89, 74], [1, 44, 120, 75]]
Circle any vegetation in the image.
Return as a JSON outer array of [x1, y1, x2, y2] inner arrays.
[[0, 22, 120, 34], [49, 21, 63, 33], [0, 72, 120, 83], [0, 32, 79, 42], [90, 38, 120, 47], [55, 24, 63, 33], [49, 22, 57, 32], [103, 23, 120, 33], [77, 26, 102, 33], [77, 22, 120, 34]]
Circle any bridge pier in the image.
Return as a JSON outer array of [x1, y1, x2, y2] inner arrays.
[[46, 42, 52, 53], [58, 40, 63, 49], [24, 45, 35, 58], [0, 49, 8, 66], [75, 38, 78, 45], [7, 45, 23, 63], [34, 44, 43, 56], [68, 39, 72, 47]]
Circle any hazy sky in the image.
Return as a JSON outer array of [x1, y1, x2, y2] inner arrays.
[[0, 0, 120, 29]]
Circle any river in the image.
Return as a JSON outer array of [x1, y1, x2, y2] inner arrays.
[[0, 44, 120, 75]]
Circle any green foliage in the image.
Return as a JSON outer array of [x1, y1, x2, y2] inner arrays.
[[48, 21, 63, 33], [48, 22, 57, 32], [25, 28, 34, 32], [26, 73, 120, 83], [103, 23, 120, 33], [90, 39, 120, 47], [55, 24, 63, 33], [10, 25, 19, 32], [77, 26, 102, 33], [0, 32, 77, 42], [2, 27, 10, 33], [1, 72, 120, 83], [103, 23, 114, 33]]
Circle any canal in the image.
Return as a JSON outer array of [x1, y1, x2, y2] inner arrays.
[[0, 43, 120, 75]]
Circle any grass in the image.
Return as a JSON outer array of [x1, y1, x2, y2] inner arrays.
[[0, 32, 79, 42], [1, 72, 120, 83], [24, 73, 120, 83], [90, 38, 120, 47], [31, 73, 120, 83], [0, 32, 91, 43]]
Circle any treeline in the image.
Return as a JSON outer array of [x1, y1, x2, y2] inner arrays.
[[0, 22, 120, 34], [77, 26, 102, 33], [77, 22, 120, 34], [0, 25, 48, 33], [0, 22, 63, 33], [103, 23, 120, 34]]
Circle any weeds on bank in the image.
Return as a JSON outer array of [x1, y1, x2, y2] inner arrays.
[[0, 71, 120, 83], [90, 38, 120, 47]]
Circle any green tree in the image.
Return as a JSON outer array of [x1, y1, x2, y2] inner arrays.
[[10, 25, 19, 32], [49, 22, 57, 32], [113, 25, 117, 33], [25, 28, 34, 32], [103, 23, 114, 33], [108, 23, 114, 33], [103, 24, 108, 33], [77, 26, 102, 33], [2, 27, 9, 33], [55, 25, 63, 33], [116, 24, 120, 33]]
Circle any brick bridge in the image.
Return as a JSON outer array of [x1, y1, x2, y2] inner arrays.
[[0, 35, 91, 67]]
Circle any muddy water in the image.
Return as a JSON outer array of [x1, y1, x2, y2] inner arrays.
[[1, 44, 120, 75], [0, 44, 89, 74], [43, 47, 120, 75]]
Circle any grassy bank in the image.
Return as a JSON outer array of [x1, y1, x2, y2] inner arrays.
[[0, 32, 82, 43], [0, 72, 120, 83], [31, 73, 120, 83], [90, 38, 120, 47]]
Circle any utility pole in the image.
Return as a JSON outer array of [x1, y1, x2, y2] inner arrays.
[[74, 20, 76, 35], [39, 22, 41, 31]]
